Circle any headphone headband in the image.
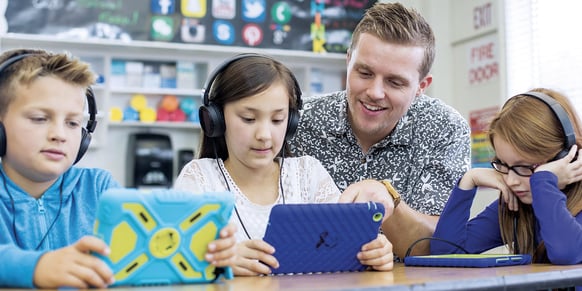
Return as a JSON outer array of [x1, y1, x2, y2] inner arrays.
[[199, 53, 302, 140], [517, 91, 576, 160], [0, 54, 32, 74], [202, 53, 302, 108]]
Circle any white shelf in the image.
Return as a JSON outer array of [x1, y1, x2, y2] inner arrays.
[[0, 33, 345, 62], [110, 87, 201, 96], [109, 121, 200, 129]]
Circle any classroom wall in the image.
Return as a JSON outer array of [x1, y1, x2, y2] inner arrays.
[[392, 0, 505, 116]]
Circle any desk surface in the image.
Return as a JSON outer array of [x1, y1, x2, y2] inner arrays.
[[106, 263, 582, 291], [4, 263, 582, 290]]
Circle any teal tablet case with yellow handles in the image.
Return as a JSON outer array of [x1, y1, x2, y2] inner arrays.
[[93, 188, 234, 286], [404, 253, 532, 268], [262, 202, 385, 275]]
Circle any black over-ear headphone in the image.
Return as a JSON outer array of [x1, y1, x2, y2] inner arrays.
[[199, 53, 303, 141], [519, 91, 576, 160], [0, 53, 97, 164]]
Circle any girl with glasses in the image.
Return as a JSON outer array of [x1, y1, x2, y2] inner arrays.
[[431, 88, 582, 265]]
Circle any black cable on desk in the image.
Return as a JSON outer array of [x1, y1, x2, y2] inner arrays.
[[403, 237, 470, 262]]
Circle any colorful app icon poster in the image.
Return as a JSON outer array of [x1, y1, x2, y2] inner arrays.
[[2, 0, 376, 51]]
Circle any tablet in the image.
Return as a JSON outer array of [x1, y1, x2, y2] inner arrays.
[[262, 202, 385, 274], [93, 188, 234, 286], [404, 253, 532, 268]]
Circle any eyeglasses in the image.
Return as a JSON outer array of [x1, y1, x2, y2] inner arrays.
[[490, 159, 539, 177]]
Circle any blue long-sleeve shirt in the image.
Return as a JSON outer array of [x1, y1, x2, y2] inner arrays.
[[432, 171, 582, 265], [0, 166, 119, 288]]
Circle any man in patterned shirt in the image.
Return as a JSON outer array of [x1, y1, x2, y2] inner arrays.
[[289, 2, 471, 259]]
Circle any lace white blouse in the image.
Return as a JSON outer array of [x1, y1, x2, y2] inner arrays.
[[174, 156, 341, 242]]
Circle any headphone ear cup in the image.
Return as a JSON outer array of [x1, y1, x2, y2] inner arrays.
[[285, 109, 300, 141], [199, 104, 225, 138], [75, 128, 91, 164], [554, 149, 570, 161], [0, 122, 6, 157]]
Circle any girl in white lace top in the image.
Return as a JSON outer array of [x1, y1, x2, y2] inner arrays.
[[174, 54, 393, 276]]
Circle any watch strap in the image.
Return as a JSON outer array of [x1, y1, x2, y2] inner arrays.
[[380, 179, 401, 209]]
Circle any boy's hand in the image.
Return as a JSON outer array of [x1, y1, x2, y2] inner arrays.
[[232, 239, 278, 276], [205, 223, 237, 267], [33, 236, 114, 289]]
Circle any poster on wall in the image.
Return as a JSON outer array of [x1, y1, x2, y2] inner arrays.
[[2, 0, 375, 53], [469, 106, 498, 168]]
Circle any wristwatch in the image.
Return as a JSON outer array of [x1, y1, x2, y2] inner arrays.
[[379, 180, 401, 209]]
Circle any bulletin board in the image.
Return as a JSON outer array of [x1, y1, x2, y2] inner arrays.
[[3, 0, 375, 53], [469, 106, 498, 168]]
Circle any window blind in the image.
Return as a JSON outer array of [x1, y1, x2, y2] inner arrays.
[[505, 0, 582, 110]]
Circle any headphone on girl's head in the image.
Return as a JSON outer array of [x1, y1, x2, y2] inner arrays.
[[505, 91, 577, 255], [516, 91, 576, 160], [0, 53, 98, 164], [199, 53, 303, 141]]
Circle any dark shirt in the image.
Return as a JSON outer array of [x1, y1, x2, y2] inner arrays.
[[289, 91, 471, 215]]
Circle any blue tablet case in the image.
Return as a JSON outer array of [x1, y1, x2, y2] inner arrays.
[[262, 202, 385, 274], [404, 254, 532, 268], [93, 188, 234, 286]]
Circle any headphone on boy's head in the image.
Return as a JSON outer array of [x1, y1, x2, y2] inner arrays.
[[514, 91, 576, 160], [0, 53, 98, 164], [199, 53, 303, 141]]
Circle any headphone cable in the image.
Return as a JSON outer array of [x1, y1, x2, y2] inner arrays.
[[513, 214, 520, 254], [279, 143, 287, 205], [1, 169, 64, 250], [214, 141, 286, 240], [403, 237, 470, 262], [212, 139, 253, 240]]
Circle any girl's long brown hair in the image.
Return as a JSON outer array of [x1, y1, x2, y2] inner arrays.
[[488, 88, 582, 262]]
